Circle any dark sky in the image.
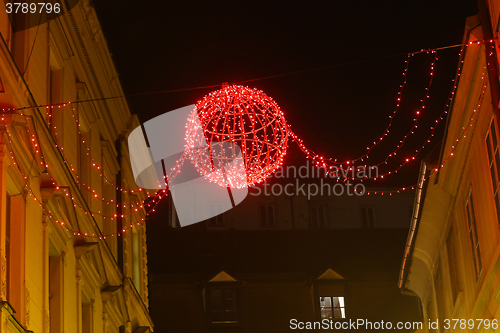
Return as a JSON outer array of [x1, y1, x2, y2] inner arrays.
[[93, 0, 478, 188]]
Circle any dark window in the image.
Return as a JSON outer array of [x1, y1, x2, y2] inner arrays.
[[208, 205, 224, 227], [208, 287, 239, 324], [260, 205, 275, 227], [466, 189, 482, 281], [310, 206, 326, 227], [208, 214, 224, 227], [361, 207, 375, 228]]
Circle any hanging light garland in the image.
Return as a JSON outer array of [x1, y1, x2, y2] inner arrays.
[[185, 50, 438, 186], [185, 85, 289, 188], [0, 40, 490, 236]]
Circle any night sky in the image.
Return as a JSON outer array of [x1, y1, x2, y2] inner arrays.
[[89, 3, 479, 325], [89, 1, 478, 235], [93, 1, 478, 186]]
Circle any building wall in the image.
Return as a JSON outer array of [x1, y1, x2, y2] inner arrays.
[[401, 5, 500, 332], [147, 227, 421, 333], [149, 272, 420, 333], [176, 186, 415, 230], [0, 1, 153, 332]]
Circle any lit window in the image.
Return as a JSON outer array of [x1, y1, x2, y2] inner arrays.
[[361, 207, 375, 228], [260, 205, 275, 227], [485, 119, 500, 225], [465, 189, 482, 281], [208, 287, 239, 324], [320, 296, 345, 319]]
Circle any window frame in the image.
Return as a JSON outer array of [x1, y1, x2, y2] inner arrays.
[[310, 205, 327, 228], [5, 194, 11, 301], [207, 204, 225, 228], [446, 226, 461, 304], [205, 282, 241, 327], [485, 117, 500, 226], [465, 188, 482, 282], [260, 204, 276, 228], [319, 296, 346, 320], [360, 207, 375, 228], [315, 280, 347, 321], [434, 264, 445, 329]]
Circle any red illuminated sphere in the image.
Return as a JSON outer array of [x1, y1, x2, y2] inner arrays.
[[185, 85, 289, 188]]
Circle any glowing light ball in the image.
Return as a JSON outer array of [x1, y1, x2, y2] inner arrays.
[[185, 85, 289, 188]]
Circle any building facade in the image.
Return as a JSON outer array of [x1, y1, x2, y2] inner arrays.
[[400, 2, 500, 332], [148, 227, 421, 333], [170, 174, 415, 230], [0, 1, 153, 332]]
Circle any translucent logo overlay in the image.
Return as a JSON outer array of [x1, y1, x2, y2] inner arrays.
[[128, 105, 248, 227]]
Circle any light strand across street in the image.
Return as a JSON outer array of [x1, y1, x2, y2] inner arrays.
[[0, 39, 490, 235]]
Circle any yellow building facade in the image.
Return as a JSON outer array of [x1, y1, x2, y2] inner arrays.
[[400, 2, 500, 332], [0, 0, 153, 332]]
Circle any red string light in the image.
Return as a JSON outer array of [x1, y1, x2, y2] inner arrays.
[[363, 53, 413, 159], [186, 85, 289, 188], [0, 39, 489, 234], [49, 108, 152, 207]]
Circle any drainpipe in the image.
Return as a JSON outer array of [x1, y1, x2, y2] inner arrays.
[[399, 161, 428, 292]]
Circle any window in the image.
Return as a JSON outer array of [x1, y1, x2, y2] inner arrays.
[[79, 129, 91, 202], [260, 205, 275, 227], [207, 286, 239, 324], [10, 13, 27, 70], [485, 119, 500, 226], [434, 266, 445, 328], [49, 50, 62, 128], [49, 255, 64, 332], [103, 176, 117, 259], [208, 204, 224, 227], [5, 194, 11, 300], [82, 297, 93, 333], [5, 190, 26, 323], [310, 206, 326, 227], [446, 227, 460, 303], [208, 215, 224, 227], [320, 296, 345, 319], [465, 189, 482, 281], [316, 280, 346, 320], [132, 229, 141, 292], [361, 207, 375, 228]]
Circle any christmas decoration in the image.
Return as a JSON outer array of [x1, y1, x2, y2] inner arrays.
[[0, 40, 489, 235], [185, 84, 289, 188]]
